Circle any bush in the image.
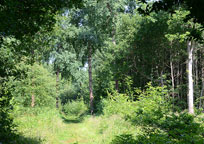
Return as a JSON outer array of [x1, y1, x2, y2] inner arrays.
[[63, 99, 88, 117], [111, 112, 204, 144], [132, 83, 170, 125], [0, 77, 17, 143], [160, 113, 204, 143], [102, 82, 170, 123], [12, 63, 56, 108], [111, 134, 136, 144], [102, 91, 136, 119]]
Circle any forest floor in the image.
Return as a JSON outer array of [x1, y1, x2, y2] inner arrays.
[[14, 109, 137, 144]]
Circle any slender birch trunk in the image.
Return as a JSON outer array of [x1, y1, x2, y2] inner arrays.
[[31, 49, 35, 107], [200, 56, 204, 108], [170, 60, 175, 100], [170, 42, 175, 100], [88, 46, 94, 114], [187, 40, 194, 114], [200, 68, 204, 108], [56, 69, 60, 109], [179, 63, 182, 100], [31, 93, 35, 107]]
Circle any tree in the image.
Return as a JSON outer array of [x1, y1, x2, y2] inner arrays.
[[13, 63, 57, 107], [45, 14, 82, 108], [166, 9, 203, 114], [138, 0, 204, 27], [0, 0, 83, 39], [138, 0, 204, 114], [68, 1, 109, 114], [0, 0, 83, 141]]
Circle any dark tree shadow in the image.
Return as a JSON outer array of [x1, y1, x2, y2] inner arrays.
[[60, 114, 85, 124], [13, 135, 44, 144], [1, 134, 44, 144]]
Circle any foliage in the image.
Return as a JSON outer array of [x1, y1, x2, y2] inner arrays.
[[111, 134, 136, 144], [1, 0, 204, 143], [132, 83, 170, 125], [111, 113, 204, 144], [0, 1, 83, 140], [108, 83, 204, 144], [138, 0, 204, 27], [166, 9, 203, 42], [63, 98, 88, 117], [0, 37, 20, 142], [160, 113, 204, 143], [0, 0, 83, 39], [102, 91, 136, 119], [12, 63, 56, 108], [0, 78, 17, 142], [58, 70, 89, 105], [102, 83, 170, 122]]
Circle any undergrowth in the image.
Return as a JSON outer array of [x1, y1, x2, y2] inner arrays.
[[8, 83, 204, 144]]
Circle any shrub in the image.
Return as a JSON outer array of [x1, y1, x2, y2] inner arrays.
[[111, 134, 136, 144], [12, 63, 56, 108], [102, 91, 136, 119], [0, 77, 17, 142], [132, 83, 170, 125], [102, 83, 204, 144], [111, 112, 204, 144], [63, 99, 88, 117], [102, 82, 170, 123], [160, 112, 204, 143]]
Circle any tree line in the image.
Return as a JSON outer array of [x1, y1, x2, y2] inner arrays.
[[0, 0, 204, 142]]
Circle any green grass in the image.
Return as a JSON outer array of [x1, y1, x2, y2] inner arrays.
[[13, 109, 138, 144], [12, 108, 204, 144]]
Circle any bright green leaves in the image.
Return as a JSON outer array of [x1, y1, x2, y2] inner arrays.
[[12, 63, 56, 107], [102, 82, 170, 122], [165, 9, 203, 42], [63, 98, 88, 118], [166, 10, 190, 42]]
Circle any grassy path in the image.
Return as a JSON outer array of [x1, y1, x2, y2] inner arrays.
[[56, 116, 102, 144], [14, 109, 136, 144]]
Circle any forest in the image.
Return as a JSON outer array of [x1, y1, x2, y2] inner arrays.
[[1, 0, 204, 143]]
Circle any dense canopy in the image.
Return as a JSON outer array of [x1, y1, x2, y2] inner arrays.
[[0, 0, 204, 143]]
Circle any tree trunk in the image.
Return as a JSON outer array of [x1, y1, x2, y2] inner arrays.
[[107, 2, 118, 92], [31, 49, 35, 108], [160, 70, 164, 87], [56, 69, 60, 109], [195, 51, 199, 86], [178, 63, 182, 100], [88, 47, 94, 115], [200, 57, 204, 108], [31, 94, 35, 107], [115, 79, 119, 91], [170, 42, 175, 100], [187, 40, 194, 114], [200, 69, 204, 108], [170, 60, 175, 100]]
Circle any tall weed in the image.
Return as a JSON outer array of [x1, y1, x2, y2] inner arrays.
[[63, 98, 88, 117]]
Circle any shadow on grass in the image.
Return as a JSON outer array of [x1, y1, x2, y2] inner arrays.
[[60, 114, 86, 124], [60, 112, 101, 124], [14, 135, 44, 144], [1, 134, 44, 144]]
